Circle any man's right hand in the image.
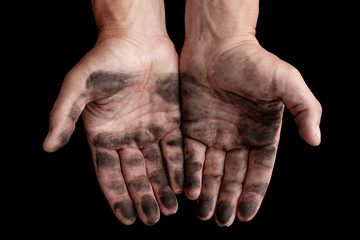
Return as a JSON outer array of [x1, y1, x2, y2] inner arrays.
[[43, 0, 184, 226]]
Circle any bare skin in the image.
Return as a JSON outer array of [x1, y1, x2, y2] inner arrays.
[[181, 0, 322, 226], [43, 0, 322, 227], [43, 0, 183, 226]]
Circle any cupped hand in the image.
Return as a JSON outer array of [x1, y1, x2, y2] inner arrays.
[[180, 36, 322, 226], [43, 36, 184, 226]]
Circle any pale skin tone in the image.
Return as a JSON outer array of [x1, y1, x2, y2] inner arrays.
[[43, 0, 322, 227], [181, 0, 321, 226], [43, 0, 183, 226]]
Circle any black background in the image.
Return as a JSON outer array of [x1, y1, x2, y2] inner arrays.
[[5, 0, 356, 238]]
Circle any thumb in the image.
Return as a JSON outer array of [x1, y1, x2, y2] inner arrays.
[[43, 73, 87, 152], [275, 61, 322, 146]]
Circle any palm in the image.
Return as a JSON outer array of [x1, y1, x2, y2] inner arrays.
[[45, 37, 184, 226], [180, 39, 286, 225], [82, 39, 183, 225], [81, 39, 181, 150], [182, 41, 285, 149]]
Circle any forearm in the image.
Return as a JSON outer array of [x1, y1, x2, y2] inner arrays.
[[91, 0, 167, 40], [184, 0, 259, 43]]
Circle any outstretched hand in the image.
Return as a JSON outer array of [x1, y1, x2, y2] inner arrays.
[[44, 0, 322, 227], [180, 36, 322, 226], [43, 36, 184, 226]]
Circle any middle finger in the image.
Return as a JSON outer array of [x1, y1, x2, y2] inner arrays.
[[118, 147, 160, 226]]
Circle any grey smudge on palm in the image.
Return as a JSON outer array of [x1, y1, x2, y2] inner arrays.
[[86, 71, 135, 97], [80, 71, 183, 225], [181, 71, 284, 224], [181, 72, 284, 149]]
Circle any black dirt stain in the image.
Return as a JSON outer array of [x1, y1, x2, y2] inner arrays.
[[225, 91, 284, 124], [168, 152, 183, 163], [128, 175, 151, 192], [134, 131, 152, 146], [107, 180, 127, 195], [165, 137, 183, 148], [186, 161, 202, 172], [56, 104, 81, 149], [185, 161, 202, 190], [238, 121, 281, 147], [59, 130, 71, 147], [142, 145, 162, 163], [220, 180, 244, 195], [182, 123, 217, 144], [149, 171, 169, 187], [202, 174, 223, 189], [253, 146, 276, 168], [141, 195, 159, 224], [180, 73, 212, 99], [180, 72, 284, 149], [96, 150, 118, 170], [256, 145, 276, 159], [247, 183, 268, 195], [113, 200, 136, 220], [185, 175, 200, 190], [238, 194, 258, 220], [93, 132, 132, 149], [155, 73, 179, 104], [86, 71, 132, 96], [233, 98, 284, 147], [69, 104, 81, 121], [174, 170, 184, 189], [93, 124, 165, 149], [197, 196, 214, 218], [159, 190, 177, 209], [122, 154, 144, 167], [216, 201, 234, 225], [148, 124, 165, 141]]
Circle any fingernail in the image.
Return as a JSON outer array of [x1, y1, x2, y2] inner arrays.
[[315, 125, 321, 144]]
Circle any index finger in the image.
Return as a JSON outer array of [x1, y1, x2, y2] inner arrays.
[[237, 144, 278, 221]]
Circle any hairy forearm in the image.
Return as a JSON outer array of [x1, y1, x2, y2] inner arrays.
[[91, 0, 167, 39], [184, 0, 259, 43]]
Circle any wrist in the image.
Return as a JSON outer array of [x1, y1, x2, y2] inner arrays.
[[184, 0, 259, 45], [92, 0, 168, 41]]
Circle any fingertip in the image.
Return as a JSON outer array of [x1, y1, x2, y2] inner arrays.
[[42, 143, 54, 153], [173, 185, 184, 195], [298, 124, 321, 147], [236, 212, 254, 222], [236, 201, 257, 222], [215, 202, 235, 227], [42, 131, 58, 153], [42, 142, 59, 153], [158, 190, 178, 216], [141, 194, 161, 226], [185, 188, 200, 201], [43, 128, 71, 152], [120, 217, 137, 226], [113, 201, 137, 226], [215, 219, 232, 227], [171, 170, 184, 194], [161, 205, 178, 216]]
